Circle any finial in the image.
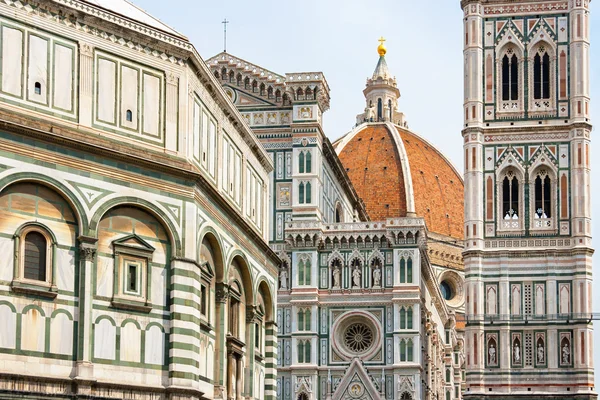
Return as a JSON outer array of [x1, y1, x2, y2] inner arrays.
[[377, 36, 387, 56]]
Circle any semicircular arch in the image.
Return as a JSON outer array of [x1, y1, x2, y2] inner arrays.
[[89, 197, 181, 255], [0, 172, 88, 233]]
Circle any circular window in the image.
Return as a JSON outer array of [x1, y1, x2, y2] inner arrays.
[[440, 281, 454, 300], [331, 311, 382, 361], [438, 270, 465, 309], [343, 323, 374, 353]]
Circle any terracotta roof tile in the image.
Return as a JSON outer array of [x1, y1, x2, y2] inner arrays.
[[337, 124, 464, 239]]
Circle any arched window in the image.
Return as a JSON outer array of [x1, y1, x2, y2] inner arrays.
[[299, 182, 305, 204], [377, 98, 383, 121], [34, 82, 42, 95], [305, 152, 312, 173], [388, 99, 392, 121], [400, 307, 414, 329], [299, 152, 305, 173], [400, 258, 406, 283], [24, 231, 47, 281], [400, 339, 406, 361], [297, 340, 311, 363], [406, 339, 413, 361], [502, 52, 519, 101], [407, 258, 413, 283], [298, 257, 311, 286], [502, 171, 519, 219], [534, 170, 552, 218], [298, 308, 311, 331], [533, 47, 551, 99], [305, 182, 312, 203], [125, 109, 133, 122], [335, 204, 342, 223]]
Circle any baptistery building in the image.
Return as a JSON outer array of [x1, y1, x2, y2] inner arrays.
[[208, 39, 466, 400], [0, 1, 279, 400]]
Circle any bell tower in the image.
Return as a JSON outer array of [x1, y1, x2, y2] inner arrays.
[[461, 0, 595, 399], [356, 38, 405, 126]]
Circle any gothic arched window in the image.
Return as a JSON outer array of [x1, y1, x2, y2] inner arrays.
[[388, 99, 392, 121], [533, 48, 551, 100], [299, 182, 305, 204], [299, 152, 305, 174], [298, 257, 311, 286], [502, 172, 519, 219], [377, 98, 383, 121], [400, 307, 413, 329], [502, 52, 519, 101], [534, 170, 552, 218]]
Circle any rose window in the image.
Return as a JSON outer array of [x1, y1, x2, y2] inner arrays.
[[343, 323, 374, 353]]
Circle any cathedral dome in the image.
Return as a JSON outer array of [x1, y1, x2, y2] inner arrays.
[[334, 123, 464, 240]]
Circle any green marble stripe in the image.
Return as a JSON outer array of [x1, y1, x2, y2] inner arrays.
[[170, 341, 199, 353], [168, 356, 198, 367], [169, 371, 198, 381]]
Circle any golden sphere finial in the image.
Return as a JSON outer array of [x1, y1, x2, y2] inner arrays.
[[377, 36, 387, 56]]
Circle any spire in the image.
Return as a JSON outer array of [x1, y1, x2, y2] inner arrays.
[[373, 37, 390, 79]]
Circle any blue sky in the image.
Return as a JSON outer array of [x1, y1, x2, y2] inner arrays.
[[135, 0, 600, 383]]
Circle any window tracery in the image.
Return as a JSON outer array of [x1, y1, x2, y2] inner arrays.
[[496, 45, 524, 117], [496, 166, 524, 233], [528, 41, 556, 116]]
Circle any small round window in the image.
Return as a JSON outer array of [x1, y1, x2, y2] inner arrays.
[[440, 281, 454, 301]]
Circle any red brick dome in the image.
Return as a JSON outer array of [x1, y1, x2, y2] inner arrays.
[[334, 123, 464, 240]]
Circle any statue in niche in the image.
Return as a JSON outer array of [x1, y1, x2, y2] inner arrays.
[[372, 265, 382, 287], [352, 266, 361, 288], [488, 341, 496, 365], [513, 341, 521, 364], [364, 104, 376, 122], [537, 342, 545, 364], [332, 265, 341, 289], [279, 268, 288, 290], [562, 342, 570, 364]]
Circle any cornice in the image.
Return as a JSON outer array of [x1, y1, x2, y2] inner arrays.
[[0, 111, 280, 268]]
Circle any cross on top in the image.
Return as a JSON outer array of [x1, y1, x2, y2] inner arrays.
[[378, 36, 386, 46]]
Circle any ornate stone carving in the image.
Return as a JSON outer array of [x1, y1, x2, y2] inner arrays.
[[215, 282, 230, 304], [79, 42, 94, 57], [79, 245, 96, 261]]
